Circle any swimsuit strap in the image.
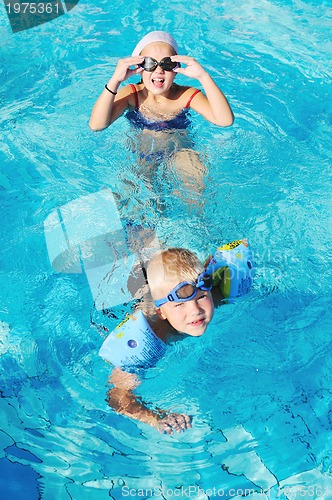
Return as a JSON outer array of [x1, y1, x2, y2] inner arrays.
[[184, 89, 201, 109], [129, 85, 200, 111], [129, 84, 139, 109]]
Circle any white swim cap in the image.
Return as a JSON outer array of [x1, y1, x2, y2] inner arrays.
[[132, 30, 179, 56]]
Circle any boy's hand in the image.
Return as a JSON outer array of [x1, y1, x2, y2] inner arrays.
[[108, 368, 192, 435], [155, 413, 192, 435], [171, 55, 207, 81]]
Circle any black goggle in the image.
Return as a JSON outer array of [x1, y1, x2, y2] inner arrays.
[[139, 57, 179, 72]]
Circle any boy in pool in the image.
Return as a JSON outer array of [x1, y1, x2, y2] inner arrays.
[[107, 247, 218, 435]]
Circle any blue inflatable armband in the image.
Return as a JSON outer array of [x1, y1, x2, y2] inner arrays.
[[205, 239, 254, 298], [99, 310, 166, 370]]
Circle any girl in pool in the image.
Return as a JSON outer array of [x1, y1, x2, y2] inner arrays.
[[89, 30, 234, 132], [89, 31, 234, 213]]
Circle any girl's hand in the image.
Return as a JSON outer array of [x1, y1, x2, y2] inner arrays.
[[171, 55, 207, 81], [112, 56, 144, 84]]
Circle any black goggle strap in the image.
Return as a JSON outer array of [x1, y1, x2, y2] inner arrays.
[[196, 273, 213, 290]]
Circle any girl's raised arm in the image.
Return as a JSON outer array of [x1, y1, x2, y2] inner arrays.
[[89, 56, 143, 131], [172, 55, 234, 127]]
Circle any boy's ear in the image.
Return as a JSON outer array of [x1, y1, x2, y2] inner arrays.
[[155, 307, 167, 320]]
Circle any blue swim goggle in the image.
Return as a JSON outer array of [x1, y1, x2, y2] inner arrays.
[[154, 272, 213, 308]]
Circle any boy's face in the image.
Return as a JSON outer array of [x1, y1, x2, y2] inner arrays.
[[155, 278, 214, 336]]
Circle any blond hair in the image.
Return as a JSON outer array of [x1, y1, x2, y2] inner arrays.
[[147, 248, 204, 299]]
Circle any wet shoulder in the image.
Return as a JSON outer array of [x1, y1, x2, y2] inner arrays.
[[118, 82, 145, 109], [172, 84, 198, 106]]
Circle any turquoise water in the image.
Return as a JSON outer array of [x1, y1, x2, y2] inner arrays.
[[1, 0, 332, 498]]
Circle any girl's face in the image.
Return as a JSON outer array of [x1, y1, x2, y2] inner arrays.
[[140, 42, 177, 95]]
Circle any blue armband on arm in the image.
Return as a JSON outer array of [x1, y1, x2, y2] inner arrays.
[[99, 310, 166, 370], [205, 238, 254, 298]]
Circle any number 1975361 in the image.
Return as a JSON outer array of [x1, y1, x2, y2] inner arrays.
[[5, 2, 60, 14]]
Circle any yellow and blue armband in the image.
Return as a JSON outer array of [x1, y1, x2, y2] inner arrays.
[[99, 310, 166, 370], [205, 238, 254, 298]]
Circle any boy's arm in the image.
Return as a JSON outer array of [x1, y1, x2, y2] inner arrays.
[[107, 367, 192, 435], [172, 55, 234, 127]]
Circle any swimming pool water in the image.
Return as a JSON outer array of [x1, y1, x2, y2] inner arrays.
[[1, 0, 332, 498]]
